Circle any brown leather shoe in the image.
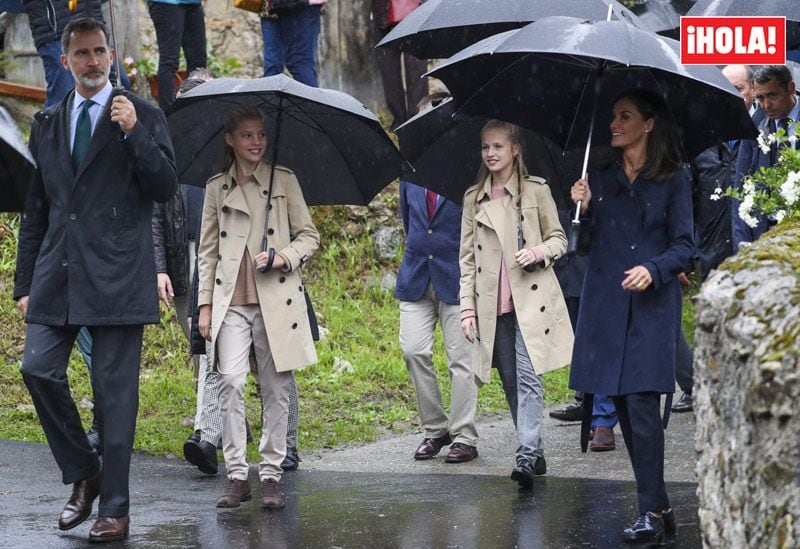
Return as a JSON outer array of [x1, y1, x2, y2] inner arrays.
[[58, 471, 101, 531], [589, 427, 616, 452], [88, 515, 129, 543], [261, 478, 285, 509], [413, 433, 452, 460], [445, 442, 478, 463], [216, 478, 252, 508]]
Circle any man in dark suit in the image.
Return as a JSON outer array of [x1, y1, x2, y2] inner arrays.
[[732, 65, 799, 249], [395, 95, 478, 462], [13, 18, 176, 543]]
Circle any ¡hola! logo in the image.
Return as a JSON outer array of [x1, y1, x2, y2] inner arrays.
[[680, 16, 786, 65]]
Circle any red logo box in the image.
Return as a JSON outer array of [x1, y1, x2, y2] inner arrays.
[[681, 16, 786, 65]]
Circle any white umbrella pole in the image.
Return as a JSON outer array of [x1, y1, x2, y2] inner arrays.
[[107, 0, 124, 90]]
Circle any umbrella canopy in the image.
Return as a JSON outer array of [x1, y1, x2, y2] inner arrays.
[[395, 97, 584, 206], [376, 0, 659, 60], [0, 105, 35, 212], [630, 0, 694, 38], [428, 16, 757, 160], [686, 0, 800, 21], [167, 74, 405, 206]]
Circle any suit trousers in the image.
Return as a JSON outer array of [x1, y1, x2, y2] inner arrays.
[[217, 305, 292, 482], [374, 27, 429, 128], [399, 285, 478, 446], [492, 313, 545, 467], [612, 392, 670, 513], [21, 323, 143, 517]]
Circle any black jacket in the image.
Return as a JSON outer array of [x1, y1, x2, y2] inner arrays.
[[14, 89, 177, 325], [23, 0, 105, 50], [152, 190, 189, 297]]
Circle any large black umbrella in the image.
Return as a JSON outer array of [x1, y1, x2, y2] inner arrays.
[[0, 106, 35, 212], [630, 0, 694, 38], [376, 0, 659, 59], [395, 97, 584, 207], [428, 16, 757, 161], [167, 74, 405, 206]]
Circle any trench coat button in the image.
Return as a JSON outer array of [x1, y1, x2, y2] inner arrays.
[[477, 244, 482, 251], [221, 206, 229, 213], [215, 278, 222, 285], [220, 230, 227, 237], [531, 284, 538, 290], [298, 286, 303, 292], [68, 213, 76, 220], [279, 276, 286, 283], [477, 267, 482, 273], [522, 238, 527, 245], [287, 298, 292, 305], [427, 229, 433, 234], [520, 215, 525, 221], [217, 254, 222, 260], [292, 322, 298, 329], [269, 204, 273, 210], [428, 254, 433, 260], [540, 306, 545, 312], [545, 328, 550, 335], [222, 184, 228, 190], [262, 190, 268, 196], [477, 222, 483, 228], [61, 260, 68, 267], [268, 228, 274, 235]]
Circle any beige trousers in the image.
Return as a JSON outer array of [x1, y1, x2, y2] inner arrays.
[[217, 304, 292, 482], [399, 284, 478, 445]]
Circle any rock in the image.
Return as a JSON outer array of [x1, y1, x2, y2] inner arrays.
[[694, 222, 800, 549], [373, 226, 404, 262], [380, 273, 397, 292], [332, 357, 354, 374]]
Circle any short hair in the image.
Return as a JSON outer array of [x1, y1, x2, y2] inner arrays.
[[416, 91, 451, 110], [753, 65, 794, 89], [62, 18, 110, 54]]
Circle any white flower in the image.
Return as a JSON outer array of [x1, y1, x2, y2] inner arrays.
[[780, 170, 800, 205], [756, 130, 777, 154], [776, 210, 787, 223], [710, 186, 723, 201], [738, 195, 760, 229]]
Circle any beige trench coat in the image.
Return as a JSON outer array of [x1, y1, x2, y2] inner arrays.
[[460, 173, 574, 385], [198, 161, 320, 372]]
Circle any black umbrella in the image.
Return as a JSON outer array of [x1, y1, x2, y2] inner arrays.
[[0, 106, 35, 212], [395, 97, 584, 207], [630, 0, 694, 38], [686, 0, 800, 20], [167, 74, 405, 206], [376, 0, 659, 60]]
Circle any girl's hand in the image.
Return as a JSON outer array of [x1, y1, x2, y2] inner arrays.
[[622, 265, 653, 293], [570, 178, 591, 214], [253, 251, 286, 272], [515, 247, 540, 268], [199, 305, 212, 341], [461, 316, 478, 343]]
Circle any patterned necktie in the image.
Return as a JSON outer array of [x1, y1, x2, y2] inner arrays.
[[426, 189, 437, 219], [71, 99, 94, 171]]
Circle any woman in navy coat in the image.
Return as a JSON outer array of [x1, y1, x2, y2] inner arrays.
[[569, 88, 695, 544]]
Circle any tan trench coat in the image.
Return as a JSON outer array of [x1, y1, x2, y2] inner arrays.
[[198, 161, 320, 372], [460, 173, 574, 385]]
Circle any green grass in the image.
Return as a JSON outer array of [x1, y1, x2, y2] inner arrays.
[[0, 207, 694, 461]]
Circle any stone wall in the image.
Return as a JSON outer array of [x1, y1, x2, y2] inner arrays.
[[694, 222, 800, 549]]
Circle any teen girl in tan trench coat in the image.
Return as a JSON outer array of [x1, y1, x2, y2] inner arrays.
[[460, 121, 573, 489], [198, 106, 319, 510]]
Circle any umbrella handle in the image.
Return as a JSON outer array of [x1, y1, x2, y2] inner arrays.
[[566, 218, 581, 257]]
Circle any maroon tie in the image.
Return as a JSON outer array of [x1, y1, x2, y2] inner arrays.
[[426, 189, 437, 219]]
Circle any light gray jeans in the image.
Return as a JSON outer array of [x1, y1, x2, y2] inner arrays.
[[492, 312, 544, 467]]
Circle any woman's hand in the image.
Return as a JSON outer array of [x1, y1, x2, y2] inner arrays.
[[570, 178, 591, 214], [253, 251, 286, 272], [514, 247, 540, 269], [199, 305, 212, 341], [461, 316, 478, 343], [622, 265, 653, 292]]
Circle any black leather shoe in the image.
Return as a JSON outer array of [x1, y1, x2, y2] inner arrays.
[[281, 447, 301, 471], [623, 512, 665, 543], [549, 401, 583, 421], [413, 433, 452, 460], [444, 442, 478, 463], [510, 463, 534, 488], [183, 439, 218, 475], [532, 455, 547, 476], [58, 471, 101, 531], [671, 392, 693, 413], [662, 508, 676, 534], [89, 515, 129, 543]]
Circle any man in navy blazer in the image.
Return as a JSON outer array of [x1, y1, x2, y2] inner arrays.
[[732, 65, 799, 249], [395, 173, 478, 463]]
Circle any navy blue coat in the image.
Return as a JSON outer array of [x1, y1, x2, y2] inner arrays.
[[569, 161, 695, 396], [14, 90, 177, 326], [394, 181, 462, 305]]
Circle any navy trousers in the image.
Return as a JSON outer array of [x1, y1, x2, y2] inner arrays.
[[21, 323, 143, 517], [612, 392, 670, 513]]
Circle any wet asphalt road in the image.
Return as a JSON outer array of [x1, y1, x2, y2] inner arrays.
[[0, 409, 701, 548]]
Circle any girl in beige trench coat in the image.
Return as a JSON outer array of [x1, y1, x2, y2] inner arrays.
[[198, 106, 319, 510], [460, 120, 573, 489]]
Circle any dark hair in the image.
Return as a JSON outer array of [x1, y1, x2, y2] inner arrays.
[[222, 105, 268, 172], [603, 88, 682, 181], [472, 120, 529, 205], [417, 91, 451, 110], [753, 65, 794, 89], [62, 18, 110, 54]]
